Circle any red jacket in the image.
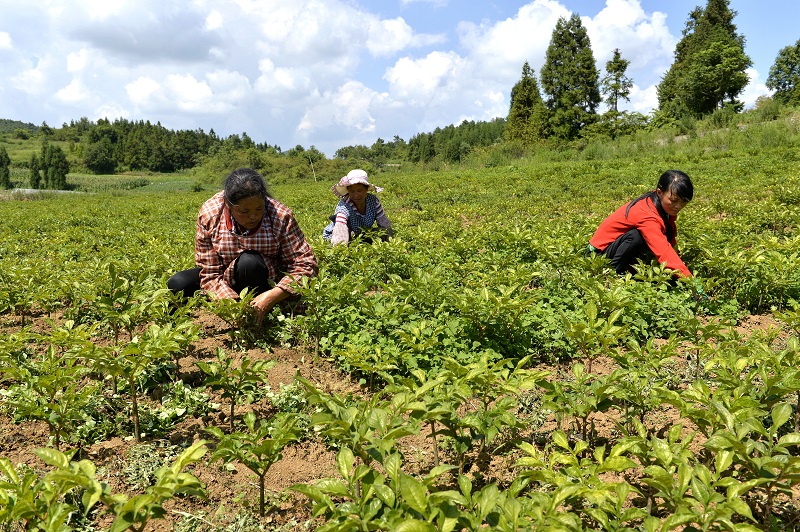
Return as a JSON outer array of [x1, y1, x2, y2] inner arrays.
[[590, 194, 691, 277]]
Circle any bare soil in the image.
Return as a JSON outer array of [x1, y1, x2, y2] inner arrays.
[[0, 310, 795, 530]]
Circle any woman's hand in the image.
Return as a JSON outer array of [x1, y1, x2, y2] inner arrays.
[[250, 286, 289, 325]]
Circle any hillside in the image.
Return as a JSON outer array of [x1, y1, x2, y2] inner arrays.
[[0, 118, 37, 134], [1, 111, 800, 530]]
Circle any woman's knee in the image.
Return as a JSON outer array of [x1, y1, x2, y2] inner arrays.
[[167, 267, 201, 295]]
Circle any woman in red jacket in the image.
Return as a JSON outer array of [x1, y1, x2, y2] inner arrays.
[[588, 170, 694, 277]]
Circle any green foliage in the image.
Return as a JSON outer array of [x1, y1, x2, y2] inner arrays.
[[0, 450, 104, 530], [105, 441, 208, 532], [2, 346, 97, 450], [197, 348, 274, 431], [205, 288, 259, 349], [207, 412, 302, 516], [767, 38, 800, 106], [0, 443, 207, 532], [601, 48, 633, 113], [505, 61, 548, 143], [0, 146, 11, 189], [2, 113, 800, 528], [540, 13, 601, 139], [657, 0, 751, 118], [42, 143, 70, 189]]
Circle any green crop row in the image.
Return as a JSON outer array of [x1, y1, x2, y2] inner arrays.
[[2, 120, 800, 529]]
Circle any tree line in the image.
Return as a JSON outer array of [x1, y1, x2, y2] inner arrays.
[[2, 0, 799, 189], [506, 0, 756, 145]]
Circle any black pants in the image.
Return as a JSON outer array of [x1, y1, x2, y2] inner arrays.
[[167, 250, 272, 297], [596, 229, 653, 275], [167, 251, 306, 315]]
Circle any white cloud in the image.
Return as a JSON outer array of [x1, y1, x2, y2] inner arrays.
[[385, 51, 465, 101], [254, 58, 314, 101], [1, 0, 781, 157], [458, 0, 567, 83], [74, 0, 126, 21], [126, 76, 162, 106], [205, 10, 223, 30], [56, 79, 87, 104], [206, 70, 252, 102], [366, 17, 445, 57], [165, 74, 220, 112], [11, 61, 49, 95], [66, 49, 90, 72], [584, 0, 675, 86], [627, 84, 658, 114], [297, 80, 379, 135], [400, 0, 447, 6], [741, 67, 772, 109], [0, 32, 12, 50], [95, 103, 129, 121]]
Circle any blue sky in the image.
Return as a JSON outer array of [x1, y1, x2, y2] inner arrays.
[[0, 0, 797, 156]]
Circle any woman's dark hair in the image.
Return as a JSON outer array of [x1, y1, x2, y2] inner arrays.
[[223, 168, 271, 204], [626, 170, 693, 241], [656, 169, 693, 202], [627, 169, 693, 215]]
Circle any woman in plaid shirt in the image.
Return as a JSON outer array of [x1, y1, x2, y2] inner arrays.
[[168, 168, 318, 320]]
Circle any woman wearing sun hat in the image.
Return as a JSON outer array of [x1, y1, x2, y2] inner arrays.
[[322, 169, 393, 245]]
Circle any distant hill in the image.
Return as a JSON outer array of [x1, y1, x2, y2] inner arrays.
[[0, 119, 38, 134]]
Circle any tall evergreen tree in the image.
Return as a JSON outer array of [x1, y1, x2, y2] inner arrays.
[[540, 14, 601, 139], [40, 140, 50, 188], [601, 49, 633, 112], [29, 154, 41, 189], [505, 61, 549, 143], [657, 0, 751, 118], [46, 145, 69, 189], [0, 146, 11, 189], [767, 39, 800, 105]]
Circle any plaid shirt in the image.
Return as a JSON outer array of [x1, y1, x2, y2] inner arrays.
[[195, 191, 318, 299]]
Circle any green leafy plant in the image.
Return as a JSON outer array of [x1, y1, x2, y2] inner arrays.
[[436, 353, 547, 470], [563, 300, 625, 373], [0, 449, 105, 530], [104, 441, 209, 532], [205, 288, 258, 349], [87, 322, 197, 441], [298, 376, 419, 486], [207, 412, 302, 516], [0, 263, 43, 326], [514, 431, 642, 530], [197, 347, 274, 432], [2, 346, 97, 450], [541, 362, 615, 446]]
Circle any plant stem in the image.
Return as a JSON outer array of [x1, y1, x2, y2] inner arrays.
[[129, 376, 141, 442], [259, 473, 266, 516], [429, 420, 440, 467]]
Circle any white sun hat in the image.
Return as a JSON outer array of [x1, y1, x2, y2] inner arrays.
[[331, 169, 384, 197]]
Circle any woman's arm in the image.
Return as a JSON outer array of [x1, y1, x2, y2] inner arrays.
[[373, 196, 394, 236], [330, 212, 350, 245]]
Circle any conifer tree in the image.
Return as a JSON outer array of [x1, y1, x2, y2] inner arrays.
[[505, 61, 549, 143], [0, 146, 11, 189], [601, 49, 633, 113], [40, 140, 50, 189], [29, 154, 41, 189], [540, 14, 601, 139], [46, 145, 70, 190], [657, 0, 751, 118]]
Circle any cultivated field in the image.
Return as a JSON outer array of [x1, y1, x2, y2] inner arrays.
[[2, 117, 800, 530]]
